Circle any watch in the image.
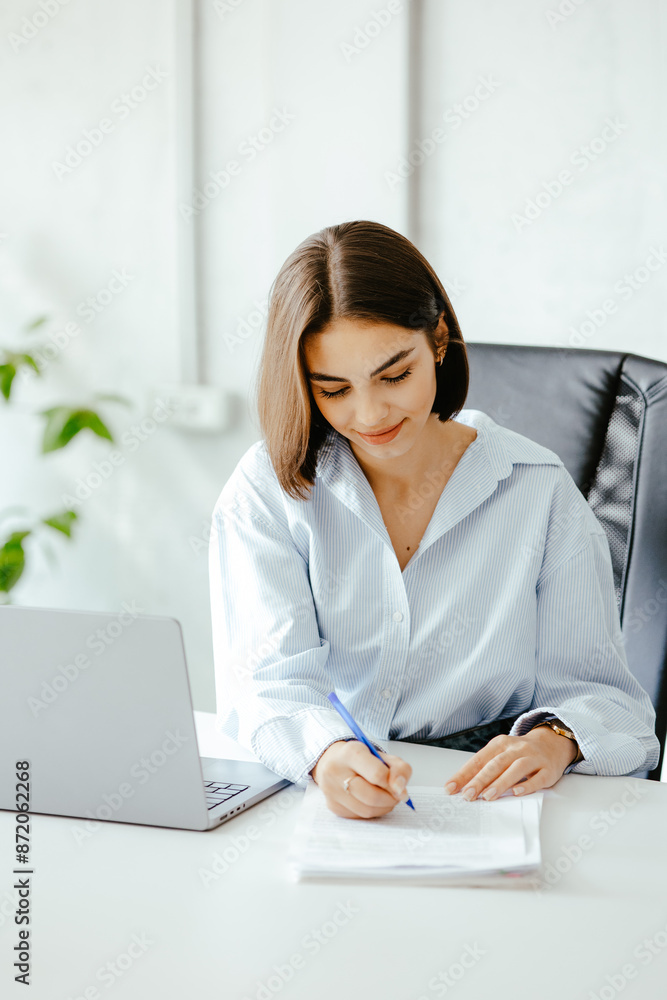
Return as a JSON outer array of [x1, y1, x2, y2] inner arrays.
[[531, 718, 584, 765]]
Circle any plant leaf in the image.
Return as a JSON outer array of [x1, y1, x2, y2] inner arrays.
[[16, 353, 40, 374], [41, 407, 114, 453], [42, 510, 78, 537], [6, 531, 31, 544], [0, 533, 28, 594], [24, 315, 49, 332], [77, 410, 115, 443], [39, 406, 74, 452], [0, 354, 41, 399], [0, 363, 16, 401], [39, 405, 67, 418]]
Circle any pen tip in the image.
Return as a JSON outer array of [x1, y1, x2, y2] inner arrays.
[[406, 799, 415, 810]]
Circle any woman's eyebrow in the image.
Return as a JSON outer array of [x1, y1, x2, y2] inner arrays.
[[307, 347, 416, 383]]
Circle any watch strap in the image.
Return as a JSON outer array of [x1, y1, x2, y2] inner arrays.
[[532, 718, 584, 765]]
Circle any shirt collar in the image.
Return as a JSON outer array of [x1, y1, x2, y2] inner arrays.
[[313, 410, 561, 560], [315, 409, 560, 484]]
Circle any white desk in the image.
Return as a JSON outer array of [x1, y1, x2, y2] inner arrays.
[[2, 710, 666, 1000]]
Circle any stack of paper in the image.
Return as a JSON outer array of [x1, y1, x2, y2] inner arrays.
[[288, 784, 543, 887]]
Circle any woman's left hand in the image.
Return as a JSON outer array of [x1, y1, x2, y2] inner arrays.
[[443, 725, 580, 801]]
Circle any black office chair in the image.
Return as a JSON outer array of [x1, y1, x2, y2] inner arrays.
[[464, 343, 667, 781]]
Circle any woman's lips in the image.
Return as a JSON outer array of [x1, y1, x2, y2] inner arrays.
[[357, 419, 404, 445]]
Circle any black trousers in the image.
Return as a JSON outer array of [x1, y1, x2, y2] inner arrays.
[[396, 713, 523, 755]]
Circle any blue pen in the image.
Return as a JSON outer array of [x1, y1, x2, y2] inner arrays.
[[327, 691, 415, 810]]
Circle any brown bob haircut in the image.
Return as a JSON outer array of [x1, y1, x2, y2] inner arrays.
[[253, 220, 469, 501]]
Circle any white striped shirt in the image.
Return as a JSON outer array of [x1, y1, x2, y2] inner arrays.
[[209, 409, 660, 788]]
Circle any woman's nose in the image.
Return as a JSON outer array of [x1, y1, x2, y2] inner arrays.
[[355, 399, 391, 429]]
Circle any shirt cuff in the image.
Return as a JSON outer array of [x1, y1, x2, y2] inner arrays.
[[250, 706, 388, 786]]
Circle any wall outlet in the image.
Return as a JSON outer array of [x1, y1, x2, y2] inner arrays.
[[152, 383, 232, 431]]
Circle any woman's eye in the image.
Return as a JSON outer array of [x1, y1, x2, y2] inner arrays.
[[318, 367, 413, 400]]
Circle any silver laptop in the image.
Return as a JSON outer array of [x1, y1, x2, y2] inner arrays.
[[0, 605, 291, 831]]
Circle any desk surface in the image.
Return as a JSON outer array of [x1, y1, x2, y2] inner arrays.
[[2, 710, 667, 1000]]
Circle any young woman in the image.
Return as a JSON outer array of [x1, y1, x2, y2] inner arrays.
[[209, 220, 660, 820]]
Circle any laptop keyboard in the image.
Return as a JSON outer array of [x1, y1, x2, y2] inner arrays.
[[204, 781, 250, 811]]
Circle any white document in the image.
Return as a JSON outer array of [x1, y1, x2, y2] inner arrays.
[[288, 784, 543, 885]]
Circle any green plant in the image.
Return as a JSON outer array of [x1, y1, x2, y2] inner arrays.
[[0, 315, 130, 604]]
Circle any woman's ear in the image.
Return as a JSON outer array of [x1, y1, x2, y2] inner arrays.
[[434, 312, 449, 361], [436, 311, 449, 335]]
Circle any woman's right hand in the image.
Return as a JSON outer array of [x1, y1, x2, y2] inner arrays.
[[309, 739, 413, 819]]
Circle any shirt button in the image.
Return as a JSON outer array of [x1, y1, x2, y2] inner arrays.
[[382, 688, 392, 699], [392, 611, 403, 622]]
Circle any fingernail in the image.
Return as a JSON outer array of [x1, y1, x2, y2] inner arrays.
[[462, 787, 476, 801], [513, 786, 525, 795], [482, 788, 497, 801], [444, 781, 457, 794], [392, 776, 406, 797]]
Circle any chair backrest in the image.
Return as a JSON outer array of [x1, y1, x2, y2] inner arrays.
[[464, 342, 667, 780]]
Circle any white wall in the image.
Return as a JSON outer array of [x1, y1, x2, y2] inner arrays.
[[1, 0, 664, 724], [416, 0, 667, 361]]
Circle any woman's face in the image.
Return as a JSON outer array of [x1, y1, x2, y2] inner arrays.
[[303, 317, 444, 462]]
